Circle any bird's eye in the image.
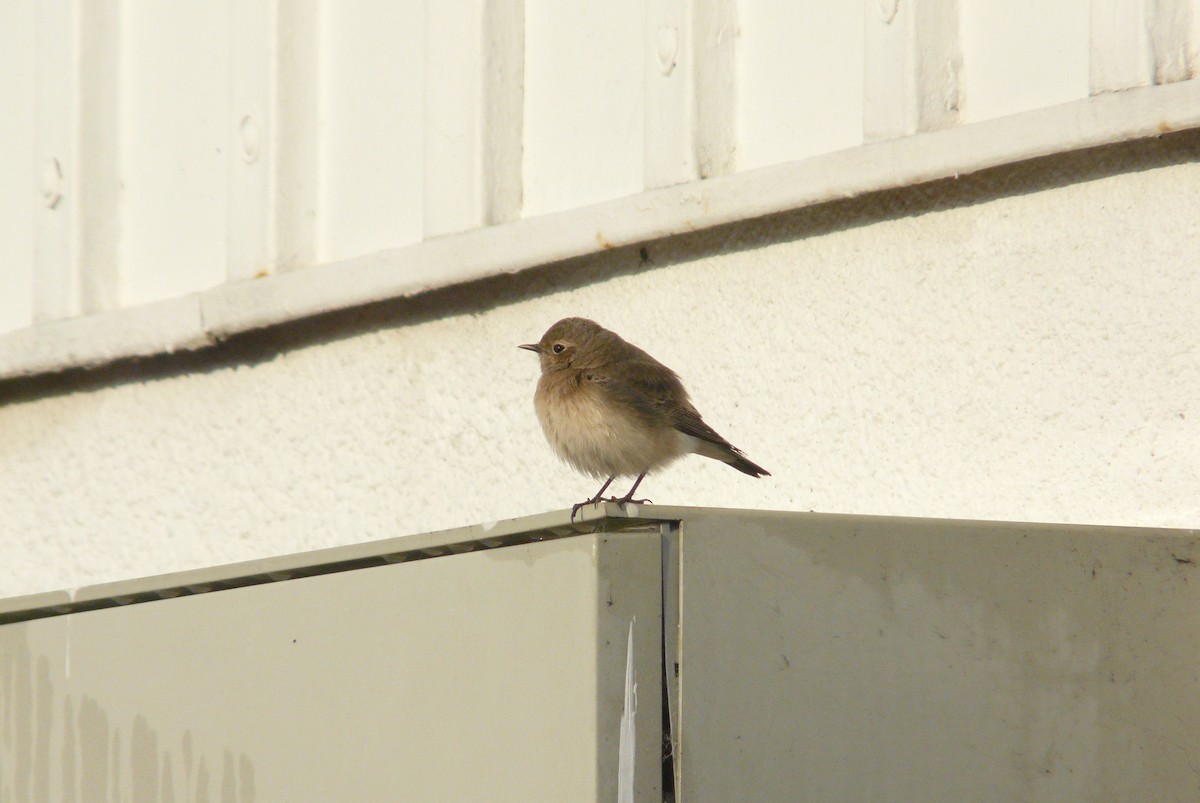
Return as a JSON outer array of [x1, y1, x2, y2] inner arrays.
[[552, 343, 566, 354]]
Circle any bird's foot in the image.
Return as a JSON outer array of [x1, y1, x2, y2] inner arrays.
[[572, 475, 619, 522], [570, 496, 606, 521], [570, 496, 651, 521], [599, 495, 651, 506]]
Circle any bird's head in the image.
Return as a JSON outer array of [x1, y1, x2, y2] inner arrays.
[[519, 317, 604, 372]]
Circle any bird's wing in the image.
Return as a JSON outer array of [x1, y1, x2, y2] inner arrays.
[[585, 358, 770, 477], [585, 359, 725, 445], [669, 403, 736, 450], [581, 359, 685, 428]]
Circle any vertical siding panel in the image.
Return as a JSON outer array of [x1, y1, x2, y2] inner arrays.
[[737, 0, 864, 170], [482, 0, 525, 225], [0, 0, 37, 334], [228, 0, 276, 281], [220, 1, 319, 276], [316, 0, 425, 263], [121, 3, 228, 306], [522, 0, 643, 216], [76, 0, 121, 312], [959, 0, 1090, 123], [275, 1, 320, 272], [863, 0, 917, 140], [33, 0, 122, 321], [1089, 0, 1153, 94], [424, 1, 487, 238], [1148, 0, 1199, 84], [645, 0, 698, 188], [33, 0, 79, 322], [912, 1, 963, 132], [865, 0, 960, 140], [693, 0, 737, 178]]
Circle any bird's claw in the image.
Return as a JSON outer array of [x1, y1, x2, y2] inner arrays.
[[570, 497, 605, 522], [570, 496, 653, 522]]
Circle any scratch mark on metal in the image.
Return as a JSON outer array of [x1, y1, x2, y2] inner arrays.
[[617, 617, 637, 803]]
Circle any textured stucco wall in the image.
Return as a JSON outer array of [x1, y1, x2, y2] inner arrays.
[[2, 135, 1198, 598]]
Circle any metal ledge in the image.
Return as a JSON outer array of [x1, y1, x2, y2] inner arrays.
[[4, 503, 1196, 625], [0, 503, 673, 625]]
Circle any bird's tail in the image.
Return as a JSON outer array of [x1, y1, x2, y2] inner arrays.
[[724, 450, 770, 478], [688, 436, 770, 478]]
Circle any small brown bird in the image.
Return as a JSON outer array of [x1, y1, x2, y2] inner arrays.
[[520, 317, 769, 518]]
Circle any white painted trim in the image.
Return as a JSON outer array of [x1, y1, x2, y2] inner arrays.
[[2, 80, 1198, 380], [1, 295, 208, 377]]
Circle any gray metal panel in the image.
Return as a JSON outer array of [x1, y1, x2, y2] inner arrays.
[[7, 504, 1200, 800], [673, 510, 1200, 802], [1, 527, 663, 802]]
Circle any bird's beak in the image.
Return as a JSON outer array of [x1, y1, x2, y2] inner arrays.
[[518, 343, 540, 353]]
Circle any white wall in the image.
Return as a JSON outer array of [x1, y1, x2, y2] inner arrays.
[[2, 139, 1197, 598]]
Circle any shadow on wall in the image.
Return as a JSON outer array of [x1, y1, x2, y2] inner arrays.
[[0, 629, 256, 802], [2, 127, 1198, 407]]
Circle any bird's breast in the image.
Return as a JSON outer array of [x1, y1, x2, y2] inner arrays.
[[533, 370, 685, 478]]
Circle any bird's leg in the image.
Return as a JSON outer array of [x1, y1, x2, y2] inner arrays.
[[613, 473, 652, 506], [571, 475, 616, 521]]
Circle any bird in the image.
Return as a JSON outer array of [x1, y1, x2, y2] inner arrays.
[[519, 317, 769, 519]]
